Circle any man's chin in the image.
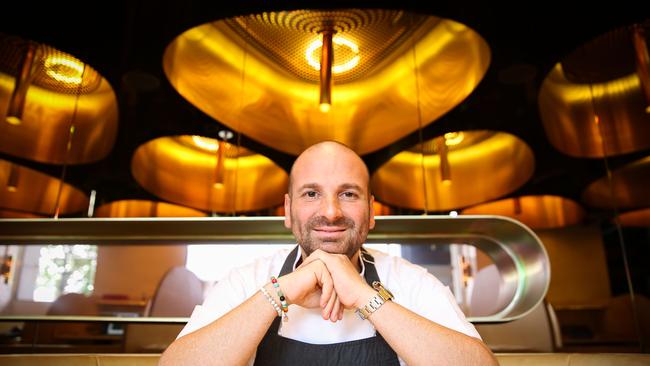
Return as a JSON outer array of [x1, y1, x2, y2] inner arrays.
[[316, 240, 344, 251]]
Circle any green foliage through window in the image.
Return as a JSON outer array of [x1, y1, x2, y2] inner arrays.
[[34, 245, 97, 302]]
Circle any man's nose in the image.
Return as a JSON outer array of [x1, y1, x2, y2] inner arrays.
[[321, 196, 343, 222]]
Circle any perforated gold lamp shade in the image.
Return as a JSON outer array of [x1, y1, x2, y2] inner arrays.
[[462, 195, 585, 229], [163, 10, 490, 155], [371, 131, 535, 211], [131, 136, 288, 213], [0, 35, 118, 164], [0, 159, 88, 215]]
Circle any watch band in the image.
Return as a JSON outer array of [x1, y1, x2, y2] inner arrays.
[[356, 281, 394, 320]]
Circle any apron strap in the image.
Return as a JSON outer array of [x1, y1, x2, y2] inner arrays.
[[279, 245, 300, 277]]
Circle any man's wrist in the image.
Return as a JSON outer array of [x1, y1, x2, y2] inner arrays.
[[276, 276, 293, 305], [355, 281, 394, 320], [354, 285, 378, 309]]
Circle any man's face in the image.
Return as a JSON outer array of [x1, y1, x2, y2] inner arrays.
[[284, 144, 375, 258]]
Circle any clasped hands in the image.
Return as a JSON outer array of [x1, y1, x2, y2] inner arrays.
[[275, 249, 377, 322]]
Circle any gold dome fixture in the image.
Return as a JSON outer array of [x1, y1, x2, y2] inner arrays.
[[163, 9, 490, 155], [372, 201, 394, 216], [95, 200, 207, 217], [0, 208, 43, 218], [0, 159, 88, 216], [0, 34, 118, 164], [131, 135, 288, 213], [371, 131, 535, 212], [462, 195, 585, 229], [538, 21, 650, 158], [582, 156, 650, 210], [617, 208, 650, 227]]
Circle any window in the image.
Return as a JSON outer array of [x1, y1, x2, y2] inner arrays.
[[18, 245, 97, 302]]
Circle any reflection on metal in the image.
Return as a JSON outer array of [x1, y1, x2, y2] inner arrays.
[[0, 34, 118, 164], [0, 315, 188, 323], [95, 200, 207, 218], [462, 195, 585, 229], [633, 24, 650, 112], [539, 23, 650, 158], [131, 136, 288, 213], [0, 159, 88, 215], [163, 9, 490, 155], [0, 215, 549, 322], [582, 156, 650, 209], [618, 208, 650, 227], [371, 131, 535, 211]]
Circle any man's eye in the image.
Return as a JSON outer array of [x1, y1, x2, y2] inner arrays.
[[305, 191, 318, 198], [341, 191, 358, 199]]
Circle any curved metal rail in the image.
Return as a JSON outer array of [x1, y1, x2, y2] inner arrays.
[[0, 215, 549, 323]]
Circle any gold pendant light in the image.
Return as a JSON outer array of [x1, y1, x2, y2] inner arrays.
[[617, 208, 650, 227], [0, 34, 118, 164], [371, 131, 534, 212], [462, 195, 585, 229], [582, 156, 650, 210], [539, 22, 650, 158], [163, 9, 490, 155], [0, 159, 88, 216], [131, 136, 288, 213]]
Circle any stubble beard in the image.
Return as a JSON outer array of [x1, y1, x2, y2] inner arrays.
[[295, 214, 368, 259]]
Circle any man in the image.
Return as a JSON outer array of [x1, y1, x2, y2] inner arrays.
[[159, 141, 497, 366]]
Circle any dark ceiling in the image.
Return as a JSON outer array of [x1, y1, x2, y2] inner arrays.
[[2, 1, 647, 216]]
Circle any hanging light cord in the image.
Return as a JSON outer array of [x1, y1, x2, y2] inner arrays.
[[410, 14, 429, 215], [54, 63, 87, 219], [590, 83, 644, 351], [232, 17, 249, 217]]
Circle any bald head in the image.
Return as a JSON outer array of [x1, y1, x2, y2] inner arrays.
[[284, 141, 375, 258], [288, 141, 370, 197]]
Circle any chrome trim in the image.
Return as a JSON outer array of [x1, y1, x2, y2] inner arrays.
[[0, 215, 550, 323], [0, 315, 188, 323]]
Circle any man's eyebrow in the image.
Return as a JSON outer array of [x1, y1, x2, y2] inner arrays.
[[298, 183, 321, 191], [340, 183, 363, 191]]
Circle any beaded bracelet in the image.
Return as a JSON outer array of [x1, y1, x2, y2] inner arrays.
[[270, 276, 289, 315], [260, 286, 283, 319]]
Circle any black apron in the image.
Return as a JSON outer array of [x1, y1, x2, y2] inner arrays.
[[254, 246, 400, 366]]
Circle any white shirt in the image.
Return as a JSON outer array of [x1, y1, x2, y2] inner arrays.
[[178, 246, 481, 365]]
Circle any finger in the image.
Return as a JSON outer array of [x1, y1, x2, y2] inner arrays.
[[297, 256, 322, 269], [330, 297, 342, 323], [301, 250, 331, 269], [323, 290, 337, 320], [319, 270, 335, 308], [338, 302, 344, 320]]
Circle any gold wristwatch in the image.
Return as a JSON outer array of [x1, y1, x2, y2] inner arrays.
[[356, 281, 394, 320]]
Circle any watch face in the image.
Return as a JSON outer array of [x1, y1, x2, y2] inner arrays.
[[372, 281, 394, 300]]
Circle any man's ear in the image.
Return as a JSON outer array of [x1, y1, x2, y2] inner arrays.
[[284, 193, 292, 229], [369, 194, 376, 230]]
